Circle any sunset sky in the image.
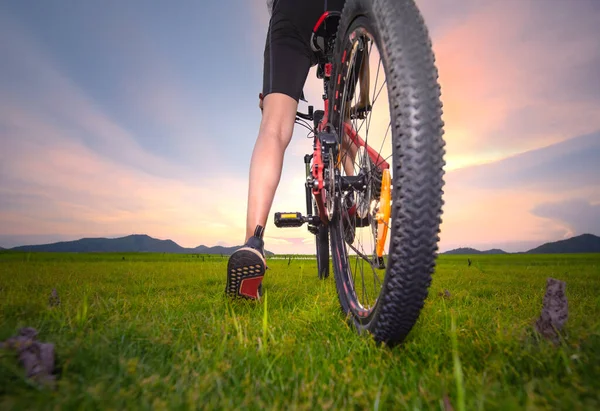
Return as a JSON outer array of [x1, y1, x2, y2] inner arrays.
[[1, 0, 599, 254]]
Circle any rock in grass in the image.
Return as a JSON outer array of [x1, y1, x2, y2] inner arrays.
[[48, 288, 60, 307], [0, 327, 56, 387], [438, 289, 451, 299], [535, 278, 568, 344]]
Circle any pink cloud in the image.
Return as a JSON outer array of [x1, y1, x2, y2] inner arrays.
[[439, 132, 600, 251], [0, 133, 250, 248], [0, 134, 249, 245], [425, 0, 600, 167]]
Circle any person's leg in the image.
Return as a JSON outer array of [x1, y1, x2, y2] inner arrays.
[[245, 93, 298, 241], [226, 1, 315, 300], [341, 127, 359, 176]]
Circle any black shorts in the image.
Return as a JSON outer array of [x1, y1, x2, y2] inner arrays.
[[262, 0, 345, 101]]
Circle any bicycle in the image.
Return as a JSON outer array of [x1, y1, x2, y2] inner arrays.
[[273, 0, 445, 346]]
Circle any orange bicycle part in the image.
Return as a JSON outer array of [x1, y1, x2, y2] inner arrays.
[[376, 169, 391, 257]]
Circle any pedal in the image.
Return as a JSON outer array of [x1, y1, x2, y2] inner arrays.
[[274, 212, 305, 228]]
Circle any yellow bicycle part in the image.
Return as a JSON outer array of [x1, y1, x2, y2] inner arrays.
[[376, 169, 391, 257]]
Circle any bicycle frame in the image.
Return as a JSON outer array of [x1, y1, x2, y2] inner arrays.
[[302, 80, 390, 227], [296, 11, 390, 231]]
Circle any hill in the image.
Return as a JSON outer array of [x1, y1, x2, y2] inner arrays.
[[9, 235, 274, 256], [526, 233, 600, 254], [10, 235, 184, 253], [442, 247, 507, 255]]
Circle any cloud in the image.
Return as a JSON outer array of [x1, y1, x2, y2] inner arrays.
[[0, 131, 249, 248], [416, 0, 600, 169], [0, 15, 187, 180], [0, 12, 254, 249], [531, 199, 600, 238], [446, 131, 600, 191], [0, 3, 264, 178], [439, 131, 600, 251]]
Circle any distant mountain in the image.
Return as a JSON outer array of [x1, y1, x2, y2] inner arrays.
[[442, 247, 507, 255], [443, 247, 480, 255], [10, 235, 184, 253], [526, 233, 600, 254], [485, 249, 507, 254], [442, 234, 600, 255], [8, 235, 274, 255]]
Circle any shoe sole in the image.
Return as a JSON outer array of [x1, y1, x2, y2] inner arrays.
[[226, 247, 266, 300]]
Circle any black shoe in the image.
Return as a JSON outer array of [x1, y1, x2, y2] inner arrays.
[[225, 226, 266, 300]]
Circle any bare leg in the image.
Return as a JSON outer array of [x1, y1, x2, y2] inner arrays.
[[341, 125, 359, 176], [245, 93, 298, 241]]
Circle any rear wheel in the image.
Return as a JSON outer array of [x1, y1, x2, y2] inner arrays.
[[328, 0, 445, 346]]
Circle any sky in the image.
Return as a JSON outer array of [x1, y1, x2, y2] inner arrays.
[[0, 0, 599, 254]]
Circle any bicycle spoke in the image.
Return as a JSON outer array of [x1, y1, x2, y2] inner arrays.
[[373, 267, 382, 288], [372, 51, 381, 105], [355, 227, 380, 308], [364, 45, 378, 148], [373, 152, 394, 170], [352, 251, 358, 288], [346, 241, 375, 266], [368, 258, 381, 301], [360, 230, 374, 307], [375, 122, 391, 167], [346, 50, 363, 161], [363, 40, 375, 157], [360, 255, 367, 306], [373, 79, 387, 107]]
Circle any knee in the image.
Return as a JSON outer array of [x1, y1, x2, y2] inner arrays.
[[259, 117, 293, 149]]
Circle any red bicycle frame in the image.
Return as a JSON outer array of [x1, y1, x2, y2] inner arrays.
[[306, 11, 391, 225], [310, 90, 390, 224]]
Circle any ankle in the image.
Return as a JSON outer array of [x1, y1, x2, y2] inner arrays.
[[253, 225, 264, 239], [246, 225, 265, 242]]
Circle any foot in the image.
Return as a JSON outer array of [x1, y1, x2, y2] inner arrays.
[[226, 226, 267, 300]]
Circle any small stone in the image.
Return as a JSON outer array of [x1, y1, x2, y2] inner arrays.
[[438, 289, 451, 299], [1, 327, 56, 387], [48, 288, 60, 307], [534, 278, 568, 344]]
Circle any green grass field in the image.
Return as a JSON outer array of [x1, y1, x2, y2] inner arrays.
[[1, 252, 599, 410]]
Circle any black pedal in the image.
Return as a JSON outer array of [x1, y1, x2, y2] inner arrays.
[[274, 212, 305, 228]]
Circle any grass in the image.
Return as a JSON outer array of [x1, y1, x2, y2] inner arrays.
[[0, 251, 599, 410]]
